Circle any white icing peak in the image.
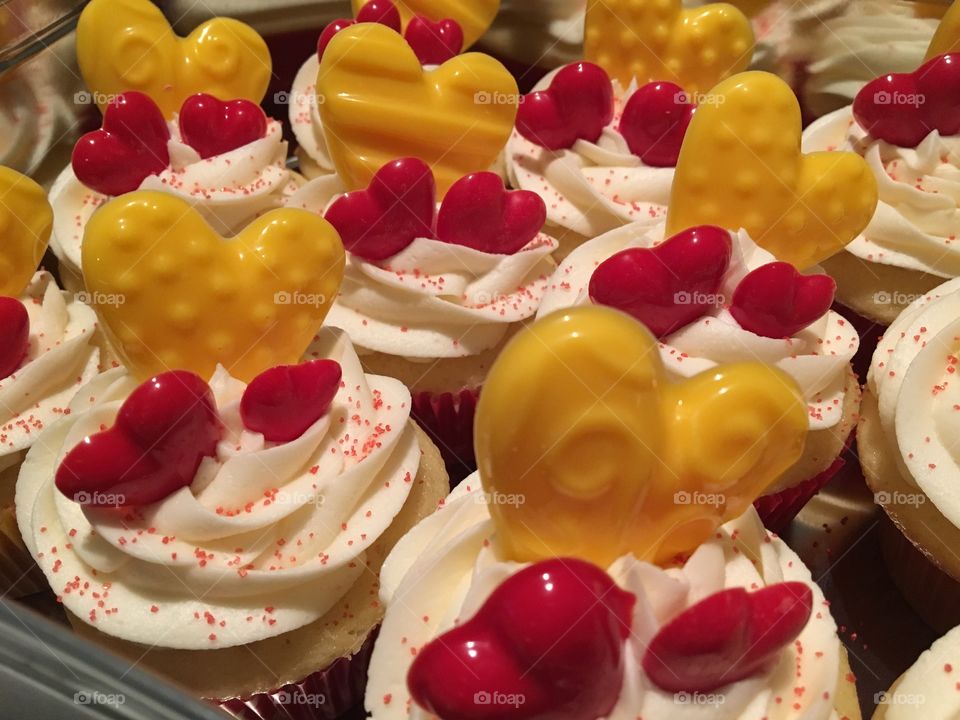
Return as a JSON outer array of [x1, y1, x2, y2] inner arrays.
[[537, 222, 858, 431], [803, 105, 960, 277], [15, 328, 421, 650], [365, 480, 841, 720]]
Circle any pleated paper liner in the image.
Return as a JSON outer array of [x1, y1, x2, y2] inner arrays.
[[411, 388, 480, 487]]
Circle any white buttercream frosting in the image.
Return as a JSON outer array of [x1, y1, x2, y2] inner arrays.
[[882, 623, 960, 719]]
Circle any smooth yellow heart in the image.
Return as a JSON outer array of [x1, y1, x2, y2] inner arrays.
[[76, 0, 271, 118], [317, 23, 518, 196], [82, 192, 344, 382], [584, 0, 754, 93], [474, 306, 807, 568], [926, 0, 960, 60], [350, 0, 500, 48], [0, 166, 52, 297], [667, 71, 878, 269]]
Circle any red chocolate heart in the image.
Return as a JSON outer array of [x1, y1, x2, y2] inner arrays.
[[408, 558, 634, 720], [730, 262, 836, 339], [643, 582, 813, 693], [317, 19, 357, 60], [0, 297, 28, 380], [178, 93, 267, 159], [56, 371, 222, 507], [317, 1, 401, 60], [405, 17, 464, 65], [240, 359, 342, 442], [71, 91, 170, 197], [324, 157, 436, 261], [854, 53, 960, 147], [588, 225, 732, 337], [436, 172, 546, 254], [516, 62, 614, 151], [619, 81, 695, 167]]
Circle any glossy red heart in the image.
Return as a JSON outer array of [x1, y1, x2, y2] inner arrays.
[[643, 582, 813, 693], [730, 262, 836, 339], [516, 62, 614, 151], [56, 371, 222, 507], [408, 558, 634, 720], [589, 225, 732, 338], [405, 17, 464, 65], [0, 297, 28, 380], [324, 157, 436, 261], [853, 53, 960, 147], [317, 1, 401, 60], [619, 81, 695, 167], [71, 91, 170, 197], [240, 359, 342, 442], [178, 93, 267, 159], [436, 172, 546, 254]]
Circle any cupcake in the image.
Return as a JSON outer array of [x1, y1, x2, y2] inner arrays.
[[537, 221, 861, 530], [0, 166, 104, 598], [321, 158, 558, 481], [365, 305, 861, 720], [16, 189, 449, 717], [874, 624, 960, 718], [858, 276, 960, 632]]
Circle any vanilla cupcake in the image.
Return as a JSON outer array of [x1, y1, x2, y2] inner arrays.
[[874, 624, 960, 719]]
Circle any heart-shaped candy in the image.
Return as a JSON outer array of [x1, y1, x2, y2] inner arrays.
[[0, 166, 53, 297], [56, 371, 222, 507], [71, 92, 170, 197], [643, 582, 813, 692], [408, 558, 634, 720], [436, 172, 546, 254], [475, 306, 808, 568], [405, 17, 464, 64], [76, 0, 271, 118], [588, 225, 731, 337], [178, 93, 267, 159], [317, 20, 358, 60], [0, 297, 28, 380], [324, 157, 436, 261], [584, 0, 753, 93], [853, 54, 960, 148], [240, 359, 342, 442], [925, 0, 960, 61], [516, 62, 614, 151], [667, 71, 878, 270], [730, 262, 836, 339], [81, 191, 345, 382], [619, 81, 695, 167], [316, 23, 518, 195], [317, 1, 402, 61], [351, 0, 499, 48]]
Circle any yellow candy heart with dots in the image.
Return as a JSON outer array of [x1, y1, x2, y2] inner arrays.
[[926, 0, 960, 59], [667, 71, 878, 270], [474, 306, 808, 569], [350, 0, 500, 48], [82, 192, 344, 382], [76, 0, 271, 118], [584, 0, 754, 93], [0, 166, 52, 297], [317, 23, 518, 196]]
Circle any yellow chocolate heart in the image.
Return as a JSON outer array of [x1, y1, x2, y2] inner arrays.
[[584, 0, 754, 93], [474, 306, 807, 568], [666, 71, 878, 269], [0, 166, 52, 297], [76, 0, 271, 118], [926, 0, 960, 59], [350, 0, 500, 48], [82, 192, 344, 382], [316, 23, 518, 196]]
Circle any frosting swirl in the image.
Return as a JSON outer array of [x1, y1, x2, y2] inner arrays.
[[326, 235, 558, 359], [803, 106, 960, 277], [881, 623, 960, 718], [365, 480, 842, 720], [290, 54, 337, 175], [537, 222, 858, 431], [0, 271, 101, 467], [15, 328, 422, 650]]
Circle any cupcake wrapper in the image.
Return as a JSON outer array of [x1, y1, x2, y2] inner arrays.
[[218, 629, 377, 720], [0, 509, 46, 599], [411, 388, 480, 488]]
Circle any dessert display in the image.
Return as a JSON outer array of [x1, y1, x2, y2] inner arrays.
[[366, 306, 861, 719]]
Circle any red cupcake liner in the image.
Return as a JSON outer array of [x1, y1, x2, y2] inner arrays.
[[411, 387, 481, 488], [217, 629, 377, 720]]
